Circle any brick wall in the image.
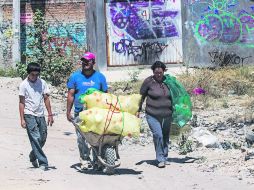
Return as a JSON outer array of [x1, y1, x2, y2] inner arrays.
[[0, 1, 86, 67]]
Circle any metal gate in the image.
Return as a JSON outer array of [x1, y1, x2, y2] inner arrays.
[[105, 0, 183, 66]]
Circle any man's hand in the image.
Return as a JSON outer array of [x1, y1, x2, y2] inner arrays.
[[21, 119, 26, 128], [48, 115, 54, 126], [135, 112, 140, 118], [66, 112, 73, 122], [66, 89, 75, 122]]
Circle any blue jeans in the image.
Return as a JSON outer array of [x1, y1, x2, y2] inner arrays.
[[146, 114, 171, 163], [74, 112, 90, 161], [24, 114, 48, 166]]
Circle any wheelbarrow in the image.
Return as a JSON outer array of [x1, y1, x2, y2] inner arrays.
[[71, 118, 122, 174]]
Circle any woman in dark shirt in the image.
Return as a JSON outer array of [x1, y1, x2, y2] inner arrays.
[[138, 61, 172, 168]]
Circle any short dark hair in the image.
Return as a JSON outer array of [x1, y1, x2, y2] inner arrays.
[[151, 61, 166, 71], [26, 62, 41, 74]]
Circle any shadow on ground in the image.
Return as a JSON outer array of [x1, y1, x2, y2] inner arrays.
[[28, 166, 57, 170], [135, 156, 201, 167], [70, 163, 142, 175], [63, 132, 74, 136]]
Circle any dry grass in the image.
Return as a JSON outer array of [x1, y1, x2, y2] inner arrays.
[[177, 66, 254, 98], [109, 66, 254, 110]]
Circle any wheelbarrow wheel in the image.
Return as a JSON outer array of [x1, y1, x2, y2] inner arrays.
[[103, 145, 116, 175], [105, 146, 116, 165]]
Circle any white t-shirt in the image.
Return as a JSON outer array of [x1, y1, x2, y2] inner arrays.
[[19, 78, 50, 117]]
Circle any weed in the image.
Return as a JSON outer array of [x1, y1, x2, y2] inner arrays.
[[127, 69, 142, 82], [0, 67, 19, 78], [177, 133, 193, 155], [222, 98, 229, 108]]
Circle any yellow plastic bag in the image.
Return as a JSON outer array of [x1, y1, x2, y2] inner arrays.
[[79, 108, 141, 137], [80, 92, 141, 115]]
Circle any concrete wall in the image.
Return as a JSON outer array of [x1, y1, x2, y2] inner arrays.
[[183, 0, 254, 67]]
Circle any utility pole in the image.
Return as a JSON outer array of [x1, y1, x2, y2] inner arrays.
[[12, 0, 20, 66]]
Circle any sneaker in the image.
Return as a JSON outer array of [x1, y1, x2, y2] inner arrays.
[[103, 167, 115, 175], [80, 158, 91, 170], [39, 165, 48, 171], [158, 161, 165, 168], [165, 160, 170, 165], [31, 159, 39, 168]]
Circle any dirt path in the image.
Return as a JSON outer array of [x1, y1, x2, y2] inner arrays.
[[0, 77, 253, 190]]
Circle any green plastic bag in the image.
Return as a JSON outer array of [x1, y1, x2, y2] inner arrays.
[[163, 74, 192, 127], [78, 88, 102, 104]]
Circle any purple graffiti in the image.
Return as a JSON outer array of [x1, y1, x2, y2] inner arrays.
[[197, 12, 254, 46], [198, 15, 222, 41], [109, 0, 179, 40], [197, 13, 242, 43], [240, 14, 254, 44], [113, 39, 168, 60], [219, 15, 241, 43], [251, 6, 254, 12]]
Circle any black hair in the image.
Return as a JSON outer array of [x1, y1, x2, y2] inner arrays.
[[26, 62, 41, 74], [151, 61, 166, 71]]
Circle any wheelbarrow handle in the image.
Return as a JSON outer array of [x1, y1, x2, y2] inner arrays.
[[70, 119, 87, 140]]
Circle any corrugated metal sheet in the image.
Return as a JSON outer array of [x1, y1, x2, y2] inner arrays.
[[105, 0, 183, 66]]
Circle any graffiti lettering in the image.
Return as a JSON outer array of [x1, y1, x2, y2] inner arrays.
[[113, 39, 168, 60], [208, 50, 252, 66]]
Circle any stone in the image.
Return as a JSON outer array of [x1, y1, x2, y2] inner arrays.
[[190, 127, 220, 148]]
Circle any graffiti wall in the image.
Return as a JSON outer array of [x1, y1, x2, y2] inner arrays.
[[21, 22, 86, 61], [183, 0, 254, 67], [105, 0, 183, 66], [20, 2, 86, 63], [0, 4, 12, 67]]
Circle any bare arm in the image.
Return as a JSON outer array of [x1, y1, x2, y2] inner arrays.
[[19, 96, 26, 128], [66, 89, 75, 121], [44, 94, 54, 126], [136, 94, 146, 117], [136, 79, 148, 117]]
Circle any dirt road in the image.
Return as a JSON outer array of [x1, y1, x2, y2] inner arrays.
[[0, 77, 253, 190]]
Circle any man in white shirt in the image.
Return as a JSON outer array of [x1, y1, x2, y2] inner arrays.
[[19, 62, 54, 171]]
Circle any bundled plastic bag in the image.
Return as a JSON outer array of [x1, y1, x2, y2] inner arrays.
[[79, 89, 141, 115], [79, 107, 141, 137], [163, 74, 192, 127]]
